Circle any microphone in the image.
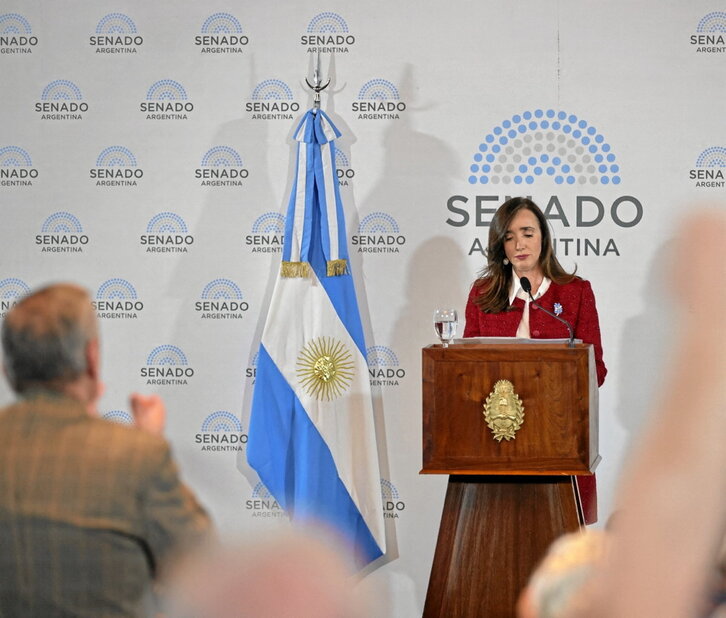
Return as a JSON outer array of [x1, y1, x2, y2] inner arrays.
[[519, 277, 576, 348]]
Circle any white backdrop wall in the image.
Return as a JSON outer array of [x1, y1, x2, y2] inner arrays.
[[1, 1, 724, 615]]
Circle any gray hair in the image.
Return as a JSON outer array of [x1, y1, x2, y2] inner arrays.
[[525, 530, 607, 618], [1, 283, 97, 393]]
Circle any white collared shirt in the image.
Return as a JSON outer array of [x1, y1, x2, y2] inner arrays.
[[509, 275, 551, 338]]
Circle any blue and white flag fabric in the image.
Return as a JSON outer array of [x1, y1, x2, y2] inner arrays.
[[247, 109, 386, 570]]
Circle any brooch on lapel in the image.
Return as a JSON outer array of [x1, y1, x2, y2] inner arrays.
[[553, 302, 563, 316]]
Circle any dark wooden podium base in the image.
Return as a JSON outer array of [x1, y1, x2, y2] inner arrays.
[[423, 475, 583, 618]]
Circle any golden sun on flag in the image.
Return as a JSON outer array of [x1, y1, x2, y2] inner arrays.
[[296, 336, 355, 401]]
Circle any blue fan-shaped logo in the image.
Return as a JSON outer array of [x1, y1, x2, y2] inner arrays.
[[201, 279, 243, 300], [358, 79, 399, 100], [0, 146, 32, 166], [41, 212, 83, 234], [201, 411, 242, 432], [41, 80, 83, 101], [146, 212, 188, 234], [695, 147, 726, 168], [201, 12, 243, 33], [146, 79, 187, 101], [0, 278, 30, 300], [366, 346, 400, 368], [103, 410, 134, 424], [146, 345, 188, 366], [96, 13, 137, 34], [201, 146, 243, 167], [469, 109, 621, 186], [251, 79, 293, 100], [380, 478, 400, 500], [697, 12, 726, 32], [307, 12, 349, 33], [0, 13, 31, 34], [97, 278, 137, 300], [251, 482, 273, 499], [359, 212, 400, 234], [96, 146, 137, 167], [251, 212, 285, 234], [335, 149, 350, 168]]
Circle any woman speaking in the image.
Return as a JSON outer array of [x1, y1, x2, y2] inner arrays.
[[464, 196, 606, 524]]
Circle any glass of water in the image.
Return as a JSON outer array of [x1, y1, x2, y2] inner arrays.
[[433, 309, 458, 347]]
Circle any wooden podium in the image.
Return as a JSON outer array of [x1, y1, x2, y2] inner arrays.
[[421, 342, 599, 617]]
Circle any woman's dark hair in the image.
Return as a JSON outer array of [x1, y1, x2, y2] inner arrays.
[[473, 197, 575, 313]]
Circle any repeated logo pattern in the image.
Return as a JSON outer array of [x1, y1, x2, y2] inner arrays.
[[41, 212, 82, 233], [251, 213, 285, 234], [358, 212, 400, 234], [97, 278, 138, 299], [358, 79, 399, 100], [201, 411, 243, 432], [201, 279, 243, 299], [201, 146, 243, 166], [201, 13, 243, 33], [96, 13, 137, 33], [307, 12, 348, 33], [251, 80, 293, 100], [41, 80, 83, 100], [0, 146, 32, 166]]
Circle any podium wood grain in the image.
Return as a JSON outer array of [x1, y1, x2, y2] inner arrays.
[[421, 344, 597, 617]]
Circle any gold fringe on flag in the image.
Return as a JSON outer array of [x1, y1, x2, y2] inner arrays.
[[280, 261, 311, 278], [326, 259, 348, 277]]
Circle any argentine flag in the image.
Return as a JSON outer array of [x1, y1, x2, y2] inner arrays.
[[247, 109, 386, 569]]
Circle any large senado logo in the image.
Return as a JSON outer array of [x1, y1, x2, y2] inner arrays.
[[381, 478, 406, 519], [90, 13, 142, 54], [245, 79, 299, 120], [351, 212, 406, 254], [1, 146, 37, 187], [35, 80, 87, 120], [195, 278, 249, 319], [335, 149, 355, 187], [353, 79, 406, 121], [691, 11, 726, 53], [448, 108, 643, 257], [196, 146, 248, 187], [141, 345, 194, 386], [91, 146, 143, 187], [36, 212, 88, 254], [141, 79, 193, 120], [102, 410, 133, 425], [367, 346, 406, 387], [246, 212, 285, 254], [246, 482, 284, 519], [301, 11, 354, 53], [691, 147, 725, 188], [141, 212, 194, 254], [195, 411, 247, 452], [0, 278, 30, 317], [0, 13, 37, 54], [93, 278, 143, 319], [196, 12, 248, 54]]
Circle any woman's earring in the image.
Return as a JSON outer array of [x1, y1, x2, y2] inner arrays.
[[503, 258, 509, 266]]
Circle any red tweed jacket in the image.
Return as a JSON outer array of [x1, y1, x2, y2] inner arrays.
[[464, 276, 607, 524], [464, 277, 607, 386]]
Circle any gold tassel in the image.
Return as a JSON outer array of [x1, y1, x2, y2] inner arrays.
[[326, 259, 348, 277], [280, 261, 311, 278]]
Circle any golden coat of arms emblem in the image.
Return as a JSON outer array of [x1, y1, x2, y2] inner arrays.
[[483, 379, 524, 442]]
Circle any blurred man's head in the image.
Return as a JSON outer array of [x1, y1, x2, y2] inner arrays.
[[518, 530, 608, 618], [1, 283, 98, 397]]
